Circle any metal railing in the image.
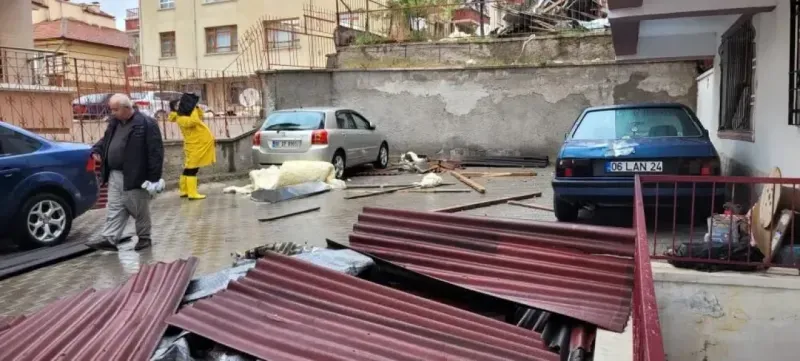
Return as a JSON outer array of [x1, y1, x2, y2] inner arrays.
[[635, 174, 800, 270], [334, 0, 609, 45], [126, 8, 140, 19], [0, 46, 263, 144], [633, 177, 667, 361]]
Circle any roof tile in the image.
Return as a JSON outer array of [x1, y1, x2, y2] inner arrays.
[[34, 19, 130, 49]]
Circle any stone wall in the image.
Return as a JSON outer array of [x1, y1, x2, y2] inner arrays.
[[333, 32, 614, 69], [162, 129, 257, 182], [259, 61, 699, 158]]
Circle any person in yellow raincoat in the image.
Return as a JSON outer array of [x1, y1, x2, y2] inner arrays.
[[168, 99, 216, 200]]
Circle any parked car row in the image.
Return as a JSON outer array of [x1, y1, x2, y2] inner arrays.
[[72, 91, 216, 120], [2, 101, 720, 251]]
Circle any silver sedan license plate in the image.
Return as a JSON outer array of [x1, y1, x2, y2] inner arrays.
[[606, 161, 663, 173], [272, 140, 301, 148]]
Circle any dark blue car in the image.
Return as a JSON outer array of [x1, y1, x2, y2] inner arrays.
[[0, 121, 99, 248], [552, 103, 724, 222]]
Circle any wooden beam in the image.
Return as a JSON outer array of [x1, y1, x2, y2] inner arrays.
[[450, 171, 486, 194], [433, 192, 542, 213]]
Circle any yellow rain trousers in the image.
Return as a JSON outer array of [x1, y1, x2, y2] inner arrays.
[[168, 107, 216, 169]]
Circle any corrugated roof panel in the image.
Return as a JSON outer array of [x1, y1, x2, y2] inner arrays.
[[0, 316, 26, 335], [346, 207, 636, 332], [168, 253, 561, 361], [0, 257, 197, 361]]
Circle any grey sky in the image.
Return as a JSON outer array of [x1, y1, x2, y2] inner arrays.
[[70, 0, 138, 30]]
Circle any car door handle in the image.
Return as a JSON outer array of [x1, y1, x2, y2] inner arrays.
[[0, 168, 20, 177]]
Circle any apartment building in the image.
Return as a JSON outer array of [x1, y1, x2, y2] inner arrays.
[[31, 0, 130, 62], [139, 0, 336, 71]]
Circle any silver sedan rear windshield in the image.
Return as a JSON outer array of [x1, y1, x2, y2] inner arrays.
[[262, 111, 324, 131], [572, 107, 702, 140]]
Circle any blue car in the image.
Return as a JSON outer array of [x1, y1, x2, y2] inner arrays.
[[552, 103, 724, 222], [0, 121, 99, 248]]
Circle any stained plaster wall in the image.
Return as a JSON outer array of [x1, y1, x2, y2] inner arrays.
[[260, 61, 699, 158]]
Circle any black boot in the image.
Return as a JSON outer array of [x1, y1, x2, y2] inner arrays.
[[134, 237, 152, 251]]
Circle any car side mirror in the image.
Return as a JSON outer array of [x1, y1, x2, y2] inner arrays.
[[702, 128, 710, 138], [368, 123, 377, 130]]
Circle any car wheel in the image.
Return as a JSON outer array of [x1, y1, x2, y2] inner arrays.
[[332, 151, 346, 180], [14, 193, 73, 249], [374, 143, 389, 169], [553, 197, 579, 223]]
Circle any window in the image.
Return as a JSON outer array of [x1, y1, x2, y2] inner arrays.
[[571, 107, 703, 140], [206, 26, 238, 53], [350, 112, 371, 130], [0, 126, 41, 157], [336, 112, 357, 129], [718, 20, 756, 136], [160, 32, 176, 58], [791, 1, 800, 125], [262, 111, 324, 130], [264, 19, 300, 49], [159, 0, 175, 10]]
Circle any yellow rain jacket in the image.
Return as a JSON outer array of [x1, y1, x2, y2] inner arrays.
[[168, 107, 216, 169]]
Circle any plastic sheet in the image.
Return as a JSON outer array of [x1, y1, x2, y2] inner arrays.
[[250, 182, 331, 203], [293, 249, 374, 275]]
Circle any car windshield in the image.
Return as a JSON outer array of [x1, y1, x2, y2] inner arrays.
[[572, 107, 703, 140], [262, 111, 324, 131]]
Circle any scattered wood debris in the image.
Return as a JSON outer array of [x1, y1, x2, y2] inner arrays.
[[450, 171, 486, 194], [433, 192, 542, 213], [258, 206, 321, 222], [344, 185, 418, 200], [460, 171, 537, 178], [507, 200, 554, 212]]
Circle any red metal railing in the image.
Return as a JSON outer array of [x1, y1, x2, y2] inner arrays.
[[635, 174, 800, 268], [633, 176, 666, 361]]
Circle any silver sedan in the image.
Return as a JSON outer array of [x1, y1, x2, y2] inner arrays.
[[252, 107, 390, 178]]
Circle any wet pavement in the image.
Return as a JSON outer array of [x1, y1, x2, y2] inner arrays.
[[0, 167, 701, 316]]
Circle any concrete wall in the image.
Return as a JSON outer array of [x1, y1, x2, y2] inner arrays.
[[260, 62, 699, 158], [334, 32, 614, 69], [0, 0, 34, 50], [161, 129, 257, 181], [653, 262, 800, 361], [694, 0, 798, 177]]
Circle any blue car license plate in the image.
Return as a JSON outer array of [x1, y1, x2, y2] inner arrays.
[[606, 161, 663, 173]]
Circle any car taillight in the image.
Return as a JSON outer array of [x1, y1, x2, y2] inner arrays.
[[134, 100, 150, 108], [556, 159, 591, 177], [86, 156, 96, 172], [681, 158, 720, 176], [253, 132, 261, 146], [311, 129, 328, 145]]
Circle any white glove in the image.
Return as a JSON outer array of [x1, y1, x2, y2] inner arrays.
[[141, 179, 165, 197]]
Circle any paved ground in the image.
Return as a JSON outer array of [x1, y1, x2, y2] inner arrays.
[[0, 167, 703, 316]]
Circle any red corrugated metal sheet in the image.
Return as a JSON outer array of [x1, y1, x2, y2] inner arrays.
[[346, 207, 636, 332], [168, 253, 561, 361], [0, 257, 197, 361], [0, 316, 25, 334]]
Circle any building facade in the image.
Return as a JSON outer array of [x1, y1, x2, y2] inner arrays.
[[607, 0, 798, 177], [139, 0, 336, 71]]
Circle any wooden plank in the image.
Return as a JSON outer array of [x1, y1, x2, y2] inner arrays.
[[507, 200, 554, 212], [450, 171, 486, 194], [406, 189, 472, 193], [432, 192, 542, 213], [344, 185, 417, 200], [346, 183, 455, 189], [258, 207, 321, 222], [459, 171, 537, 177]]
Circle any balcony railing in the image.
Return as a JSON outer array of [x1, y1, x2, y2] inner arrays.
[[0, 46, 69, 86], [126, 8, 139, 19]]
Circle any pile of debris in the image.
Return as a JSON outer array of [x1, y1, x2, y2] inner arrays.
[[0, 209, 639, 361], [352, 152, 549, 177], [491, 0, 609, 38]]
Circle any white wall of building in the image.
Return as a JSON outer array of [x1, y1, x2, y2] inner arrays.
[[697, 0, 800, 176], [653, 263, 800, 361]]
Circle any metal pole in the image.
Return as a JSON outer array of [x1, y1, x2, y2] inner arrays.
[[366, 0, 370, 32], [222, 70, 230, 138], [479, 0, 485, 37], [74, 58, 85, 144], [157, 65, 166, 139]]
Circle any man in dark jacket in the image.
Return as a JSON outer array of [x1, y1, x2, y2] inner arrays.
[[88, 93, 164, 251]]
